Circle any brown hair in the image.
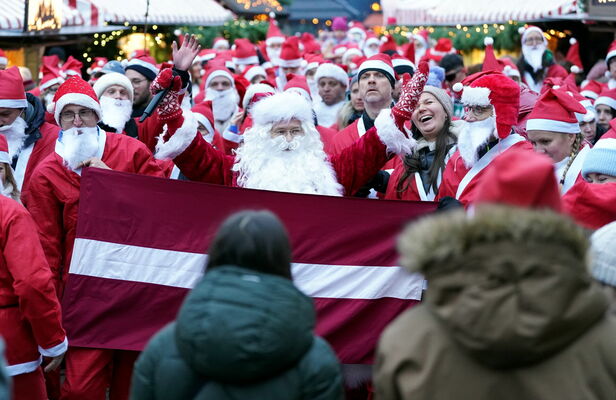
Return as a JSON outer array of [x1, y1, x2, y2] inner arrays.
[[2, 163, 20, 203], [560, 133, 583, 186]]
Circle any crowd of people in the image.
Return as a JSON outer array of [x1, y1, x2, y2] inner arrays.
[[0, 14, 616, 399]]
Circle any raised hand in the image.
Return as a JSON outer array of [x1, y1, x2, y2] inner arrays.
[[151, 67, 183, 121], [391, 60, 429, 131], [172, 34, 201, 71]]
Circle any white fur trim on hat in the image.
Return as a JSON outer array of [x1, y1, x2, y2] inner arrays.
[[242, 82, 276, 110], [233, 55, 259, 66], [92, 72, 134, 102], [193, 112, 215, 136], [484, 37, 494, 46], [206, 70, 235, 89], [315, 63, 349, 88], [243, 66, 267, 83], [521, 26, 545, 44], [285, 87, 311, 102], [40, 77, 65, 91], [580, 90, 599, 100], [358, 59, 395, 82], [251, 91, 313, 126], [503, 65, 520, 78], [595, 95, 616, 111], [155, 110, 199, 160], [374, 109, 416, 155], [526, 118, 580, 134], [0, 150, 9, 164], [461, 86, 491, 106], [266, 36, 285, 46], [54, 92, 102, 125], [277, 57, 303, 69], [0, 99, 27, 108], [364, 37, 380, 47], [607, 50, 616, 63]]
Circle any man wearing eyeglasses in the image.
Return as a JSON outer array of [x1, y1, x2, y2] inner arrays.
[[517, 26, 567, 93], [125, 55, 160, 119]]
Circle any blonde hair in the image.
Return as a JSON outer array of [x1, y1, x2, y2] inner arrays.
[[560, 133, 583, 186]]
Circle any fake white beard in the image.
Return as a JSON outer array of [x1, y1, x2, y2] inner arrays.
[[180, 94, 193, 112], [457, 116, 497, 168], [100, 97, 132, 133], [363, 46, 379, 58], [0, 117, 28, 158], [61, 126, 100, 171], [206, 88, 239, 122], [267, 47, 282, 65], [522, 44, 546, 72], [43, 92, 55, 108], [233, 122, 343, 196]]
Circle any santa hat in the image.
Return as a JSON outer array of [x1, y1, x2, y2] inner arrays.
[[0, 49, 7, 66], [212, 37, 230, 51], [475, 147, 561, 212], [606, 39, 616, 64], [92, 72, 134, 102], [342, 47, 363, 65], [0, 135, 9, 165], [453, 71, 520, 139], [403, 40, 416, 65], [62, 56, 83, 77], [300, 32, 321, 54], [87, 57, 108, 76], [379, 35, 398, 55], [519, 25, 546, 45], [357, 54, 396, 87], [582, 138, 616, 179], [332, 44, 348, 58], [426, 38, 455, 63], [125, 55, 159, 82], [243, 65, 267, 83], [331, 17, 348, 32], [199, 49, 218, 63], [347, 22, 367, 42], [413, 30, 430, 49], [266, 20, 285, 46], [391, 54, 415, 76], [129, 49, 150, 59], [278, 37, 302, 68], [305, 54, 324, 72], [204, 63, 235, 89], [502, 59, 521, 79], [481, 37, 500, 73], [242, 82, 276, 110], [580, 80, 602, 100], [48, 76, 101, 125], [251, 91, 313, 126], [594, 87, 616, 111], [526, 85, 586, 134], [39, 62, 65, 91], [233, 38, 259, 66], [363, 32, 380, 49], [284, 74, 312, 101], [191, 100, 216, 135], [566, 38, 583, 71], [349, 55, 366, 74], [0, 67, 27, 109], [314, 62, 349, 89]]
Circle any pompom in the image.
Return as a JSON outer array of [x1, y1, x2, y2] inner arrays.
[[570, 65, 581, 74], [120, 59, 128, 68], [452, 82, 464, 92], [484, 37, 494, 46], [503, 65, 512, 73], [381, 36, 388, 43], [518, 26, 526, 35], [404, 31, 413, 39], [98, 60, 105, 66], [269, 12, 276, 19], [605, 70, 611, 79], [569, 37, 577, 45], [46, 101, 55, 114], [553, 85, 561, 90]]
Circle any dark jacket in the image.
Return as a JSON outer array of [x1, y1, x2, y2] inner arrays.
[[131, 266, 343, 400]]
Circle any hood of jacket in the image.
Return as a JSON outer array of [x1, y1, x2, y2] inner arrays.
[[175, 265, 315, 383], [22, 93, 45, 147], [398, 205, 608, 369]]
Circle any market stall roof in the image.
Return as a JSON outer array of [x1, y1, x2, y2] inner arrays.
[[286, 0, 360, 21], [92, 0, 233, 26], [0, 0, 106, 32], [382, 0, 580, 26], [219, 0, 288, 16]]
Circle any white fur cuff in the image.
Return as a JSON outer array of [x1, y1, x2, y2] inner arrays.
[[374, 109, 416, 156], [38, 337, 68, 358], [155, 110, 199, 160]]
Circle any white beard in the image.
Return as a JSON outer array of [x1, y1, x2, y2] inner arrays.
[[43, 92, 54, 108], [522, 44, 546, 72], [363, 46, 379, 58], [100, 97, 133, 133], [61, 126, 100, 171], [267, 47, 281, 65], [0, 117, 28, 158], [457, 116, 497, 168], [233, 122, 343, 196], [206, 88, 239, 122]]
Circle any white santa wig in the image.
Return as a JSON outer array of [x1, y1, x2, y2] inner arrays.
[[251, 91, 314, 127]]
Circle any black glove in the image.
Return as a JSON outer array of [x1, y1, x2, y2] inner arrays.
[[436, 196, 463, 212], [353, 171, 391, 198]]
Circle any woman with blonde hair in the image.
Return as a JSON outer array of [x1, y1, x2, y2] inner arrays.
[[336, 75, 364, 130], [0, 135, 19, 202]]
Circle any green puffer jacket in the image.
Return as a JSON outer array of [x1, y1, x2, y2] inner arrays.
[[130, 265, 343, 400]]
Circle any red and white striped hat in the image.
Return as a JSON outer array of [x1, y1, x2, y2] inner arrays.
[[595, 87, 616, 111], [0, 67, 27, 109], [357, 53, 395, 86]]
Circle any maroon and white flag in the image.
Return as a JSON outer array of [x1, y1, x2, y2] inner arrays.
[[62, 168, 435, 364]]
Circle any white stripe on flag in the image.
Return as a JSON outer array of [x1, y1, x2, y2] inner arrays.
[[70, 238, 424, 300]]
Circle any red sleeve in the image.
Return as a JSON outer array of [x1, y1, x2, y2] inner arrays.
[[330, 127, 390, 196], [136, 113, 166, 153], [173, 133, 235, 185], [3, 202, 66, 351], [436, 152, 467, 201], [130, 141, 167, 178]]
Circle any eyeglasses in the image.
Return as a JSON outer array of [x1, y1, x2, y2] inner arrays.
[[271, 128, 303, 137], [464, 105, 493, 117], [523, 37, 544, 45], [60, 109, 96, 122]]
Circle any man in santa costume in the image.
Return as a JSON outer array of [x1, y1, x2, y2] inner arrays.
[[203, 63, 240, 135], [313, 62, 348, 127], [275, 36, 303, 90], [516, 25, 567, 92], [212, 37, 230, 52], [0, 133, 67, 400], [0, 67, 59, 196], [265, 19, 285, 65], [124, 55, 159, 118], [232, 38, 260, 73], [153, 63, 429, 196], [437, 71, 532, 205]]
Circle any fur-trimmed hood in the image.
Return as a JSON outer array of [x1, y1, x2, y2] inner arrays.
[[397, 205, 608, 368]]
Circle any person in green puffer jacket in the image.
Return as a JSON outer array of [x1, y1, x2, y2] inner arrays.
[[130, 210, 343, 400]]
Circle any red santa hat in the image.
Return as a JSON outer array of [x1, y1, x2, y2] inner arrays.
[[605, 39, 616, 64], [243, 65, 267, 83], [342, 46, 364, 65], [475, 147, 561, 212], [62, 56, 83, 78], [481, 37, 500, 72], [332, 44, 348, 58], [0, 67, 27, 109], [305, 54, 324, 72], [379, 35, 398, 54], [595, 87, 616, 111], [48, 76, 102, 125], [453, 71, 520, 139], [213, 37, 230, 51], [391, 54, 415, 75], [87, 57, 108, 76], [192, 100, 216, 135], [526, 85, 587, 134], [426, 38, 455, 63], [402, 40, 416, 65], [358, 53, 396, 87], [580, 80, 602, 100], [199, 49, 217, 63], [300, 32, 321, 54], [251, 91, 313, 126], [40, 62, 65, 91], [242, 82, 276, 110], [347, 22, 367, 42], [284, 74, 312, 101], [502, 59, 521, 79], [414, 30, 430, 48], [363, 32, 380, 48], [125, 55, 159, 82], [266, 20, 285, 46], [0, 49, 7, 66], [566, 38, 583, 72], [519, 25, 546, 45], [314, 62, 349, 89], [278, 37, 302, 68], [233, 38, 259, 66], [0, 135, 9, 165], [203, 63, 235, 89]]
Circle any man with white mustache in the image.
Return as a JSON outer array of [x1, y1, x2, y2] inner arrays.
[[0, 66, 59, 195], [517, 26, 567, 93], [203, 64, 240, 134], [438, 71, 533, 206]]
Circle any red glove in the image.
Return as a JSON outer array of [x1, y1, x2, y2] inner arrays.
[[150, 67, 183, 123], [391, 60, 429, 132]]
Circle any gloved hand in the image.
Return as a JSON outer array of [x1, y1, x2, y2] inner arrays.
[[150, 67, 183, 123], [391, 60, 429, 132]]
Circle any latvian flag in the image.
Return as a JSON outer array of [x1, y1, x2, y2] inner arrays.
[[62, 168, 434, 364]]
